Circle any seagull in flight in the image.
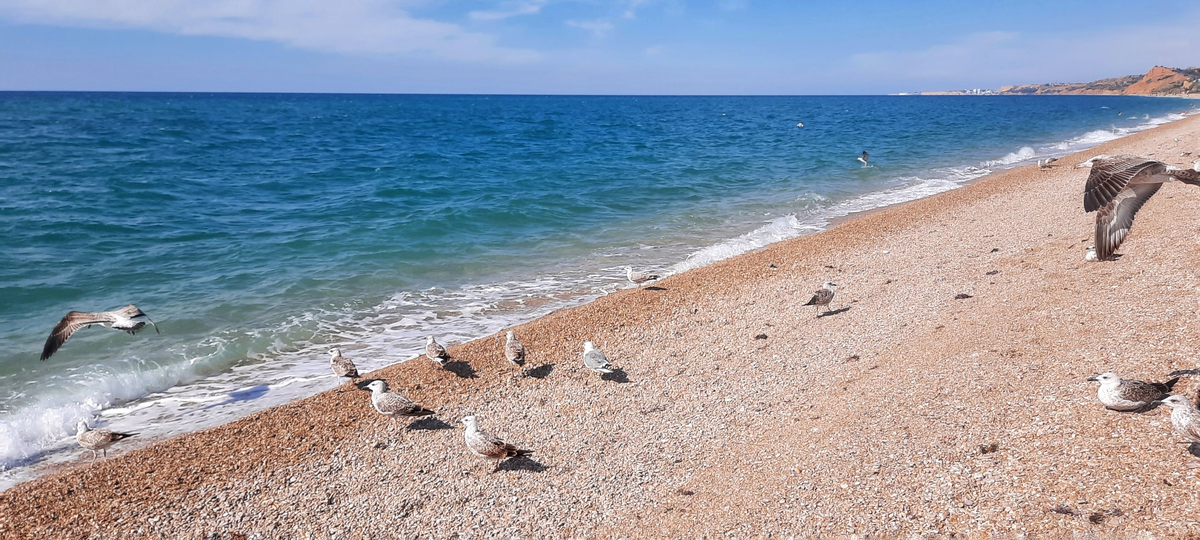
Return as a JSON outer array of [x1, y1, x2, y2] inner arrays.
[[41, 305, 159, 361], [1079, 155, 1200, 261]]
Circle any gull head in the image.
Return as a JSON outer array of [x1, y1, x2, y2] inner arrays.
[[583, 341, 596, 353], [76, 420, 89, 434], [1086, 371, 1120, 387], [506, 330, 515, 342], [1193, 159, 1200, 172], [426, 335, 436, 345], [461, 415, 478, 430], [1158, 394, 1194, 410], [328, 348, 342, 358], [1085, 246, 1097, 262], [824, 281, 837, 290], [1076, 155, 1109, 169], [366, 380, 389, 393], [623, 266, 633, 276]]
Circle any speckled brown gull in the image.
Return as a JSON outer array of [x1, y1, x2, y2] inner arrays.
[[582, 341, 614, 375], [1079, 155, 1200, 261], [1158, 395, 1200, 445], [41, 305, 159, 361], [75, 420, 136, 463], [1087, 372, 1177, 411], [328, 348, 359, 379], [803, 282, 837, 313], [504, 331, 525, 367], [624, 266, 660, 286], [365, 380, 435, 418], [425, 335, 448, 368], [461, 415, 533, 470]]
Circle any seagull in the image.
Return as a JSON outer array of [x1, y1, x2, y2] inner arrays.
[[796, 122, 804, 128], [75, 420, 136, 463], [582, 341, 614, 375], [1084, 245, 1098, 262], [803, 282, 837, 314], [857, 151, 869, 167], [1157, 395, 1200, 445], [504, 331, 525, 367], [41, 305, 159, 361], [625, 266, 660, 286], [426, 336, 448, 368], [461, 415, 533, 471], [328, 348, 359, 380], [365, 380, 435, 419], [1086, 372, 1178, 411], [1038, 157, 1058, 170], [1079, 155, 1200, 261]]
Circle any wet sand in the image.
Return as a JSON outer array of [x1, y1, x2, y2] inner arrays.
[[3, 115, 1200, 538]]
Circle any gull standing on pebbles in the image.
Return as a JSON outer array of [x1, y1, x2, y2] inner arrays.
[[461, 415, 533, 471], [1157, 395, 1200, 446], [426, 336, 448, 368], [582, 341, 614, 375], [1087, 372, 1178, 411], [625, 266, 660, 287], [365, 380, 435, 419], [1078, 155, 1200, 261], [504, 331, 525, 367], [328, 348, 359, 380], [41, 305, 160, 361], [76, 420, 136, 463], [803, 282, 837, 314]]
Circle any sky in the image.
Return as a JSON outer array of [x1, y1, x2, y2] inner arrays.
[[1, 0, 1199, 94]]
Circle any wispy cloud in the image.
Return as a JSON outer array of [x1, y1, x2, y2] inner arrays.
[[0, 0, 539, 63], [567, 18, 614, 37], [468, 0, 547, 21], [623, 0, 649, 19]]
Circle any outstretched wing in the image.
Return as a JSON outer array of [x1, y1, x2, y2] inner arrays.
[[1094, 183, 1161, 261], [1083, 155, 1165, 212], [41, 311, 111, 361]]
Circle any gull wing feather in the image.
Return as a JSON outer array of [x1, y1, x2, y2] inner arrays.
[[1094, 183, 1161, 261], [41, 311, 113, 361], [1083, 156, 1166, 212]]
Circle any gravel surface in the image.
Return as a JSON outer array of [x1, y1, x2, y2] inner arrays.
[[3, 115, 1200, 539]]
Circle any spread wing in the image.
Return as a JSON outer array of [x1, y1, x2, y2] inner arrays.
[[1083, 156, 1166, 212], [41, 311, 112, 361], [1094, 183, 1161, 261]]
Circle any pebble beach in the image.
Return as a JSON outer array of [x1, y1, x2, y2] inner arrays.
[[4, 114, 1200, 538]]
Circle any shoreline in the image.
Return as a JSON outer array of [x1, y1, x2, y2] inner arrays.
[[3, 114, 1200, 537]]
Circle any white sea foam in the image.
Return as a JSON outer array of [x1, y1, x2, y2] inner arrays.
[[982, 146, 1037, 167]]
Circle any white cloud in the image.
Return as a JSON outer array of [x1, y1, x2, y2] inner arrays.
[[623, 0, 648, 19], [468, 0, 546, 21], [567, 18, 613, 37], [0, 0, 539, 63]]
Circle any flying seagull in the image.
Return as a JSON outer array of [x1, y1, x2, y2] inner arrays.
[[857, 151, 869, 167], [504, 331, 525, 367], [76, 420, 136, 463], [803, 282, 837, 314], [1079, 155, 1200, 261], [328, 348, 359, 380], [41, 305, 159, 361], [582, 341, 614, 375], [625, 266, 660, 287], [365, 380, 435, 419], [426, 335, 448, 368], [461, 415, 533, 471], [1157, 395, 1200, 445], [1087, 371, 1178, 411]]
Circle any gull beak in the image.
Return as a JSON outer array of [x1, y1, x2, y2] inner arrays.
[[1086, 377, 1098, 382]]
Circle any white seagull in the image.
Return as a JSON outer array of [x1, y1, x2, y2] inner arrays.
[[75, 420, 136, 463], [1157, 395, 1200, 445], [625, 266, 661, 286], [365, 380, 435, 419], [582, 341, 614, 375], [41, 305, 159, 361], [1087, 372, 1177, 411], [1079, 155, 1200, 261]]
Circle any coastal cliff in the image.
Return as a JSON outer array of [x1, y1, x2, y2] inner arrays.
[[918, 66, 1200, 96]]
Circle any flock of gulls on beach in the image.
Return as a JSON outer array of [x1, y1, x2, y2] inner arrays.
[[35, 151, 1200, 469]]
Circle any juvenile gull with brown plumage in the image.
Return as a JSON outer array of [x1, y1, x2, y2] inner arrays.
[[582, 341, 614, 375], [803, 282, 837, 314], [461, 415, 533, 471], [1079, 155, 1200, 261], [1087, 371, 1178, 411], [425, 335, 448, 368], [40, 305, 159, 361], [328, 348, 359, 379], [75, 420, 136, 463], [365, 380, 435, 419], [625, 266, 660, 286], [504, 331, 525, 367]]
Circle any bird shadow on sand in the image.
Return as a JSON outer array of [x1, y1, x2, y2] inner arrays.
[[816, 307, 851, 318], [644, 286, 667, 291], [525, 363, 555, 379], [355, 378, 382, 391], [406, 417, 454, 431], [496, 457, 549, 473], [601, 369, 631, 383], [444, 361, 478, 379], [1168, 369, 1200, 377]]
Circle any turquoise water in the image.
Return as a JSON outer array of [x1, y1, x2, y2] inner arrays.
[[0, 93, 1192, 487]]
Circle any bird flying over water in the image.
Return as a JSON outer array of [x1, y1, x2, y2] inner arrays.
[[857, 151, 869, 166], [1078, 155, 1200, 261], [803, 282, 837, 314], [41, 305, 159, 361]]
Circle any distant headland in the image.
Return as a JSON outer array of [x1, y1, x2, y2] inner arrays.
[[898, 65, 1200, 96]]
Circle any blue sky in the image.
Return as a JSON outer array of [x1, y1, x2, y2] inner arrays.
[[1, 0, 1198, 94]]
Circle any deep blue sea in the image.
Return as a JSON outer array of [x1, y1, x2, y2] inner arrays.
[[0, 93, 1193, 488]]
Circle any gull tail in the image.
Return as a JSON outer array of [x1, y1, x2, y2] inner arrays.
[[413, 407, 436, 417], [514, 449, 534, 458], [1175, 169, 1200, 186], [1159, 377, 1182, 392]]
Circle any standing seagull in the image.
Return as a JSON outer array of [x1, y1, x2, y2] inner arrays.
[[328, 348, 359, 380], [1087, 372, 1178, 411], [504, 331, 525, 367], [625, 266, 661, 287], [365, 380, 435, 419], [1079, 155, 1200, 261], [75, 420, 136, 463], [803, 282, 837, 314], [461, 415, 533, 471], [582, 341, 614, 376], [41, 305, 159, 361], [425, 335, 448, 368], [1157, 395, 1200, 446], [857, 151, 869, 167]]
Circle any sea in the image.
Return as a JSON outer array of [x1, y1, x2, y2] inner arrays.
[[0, 93, 1193, 489]]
